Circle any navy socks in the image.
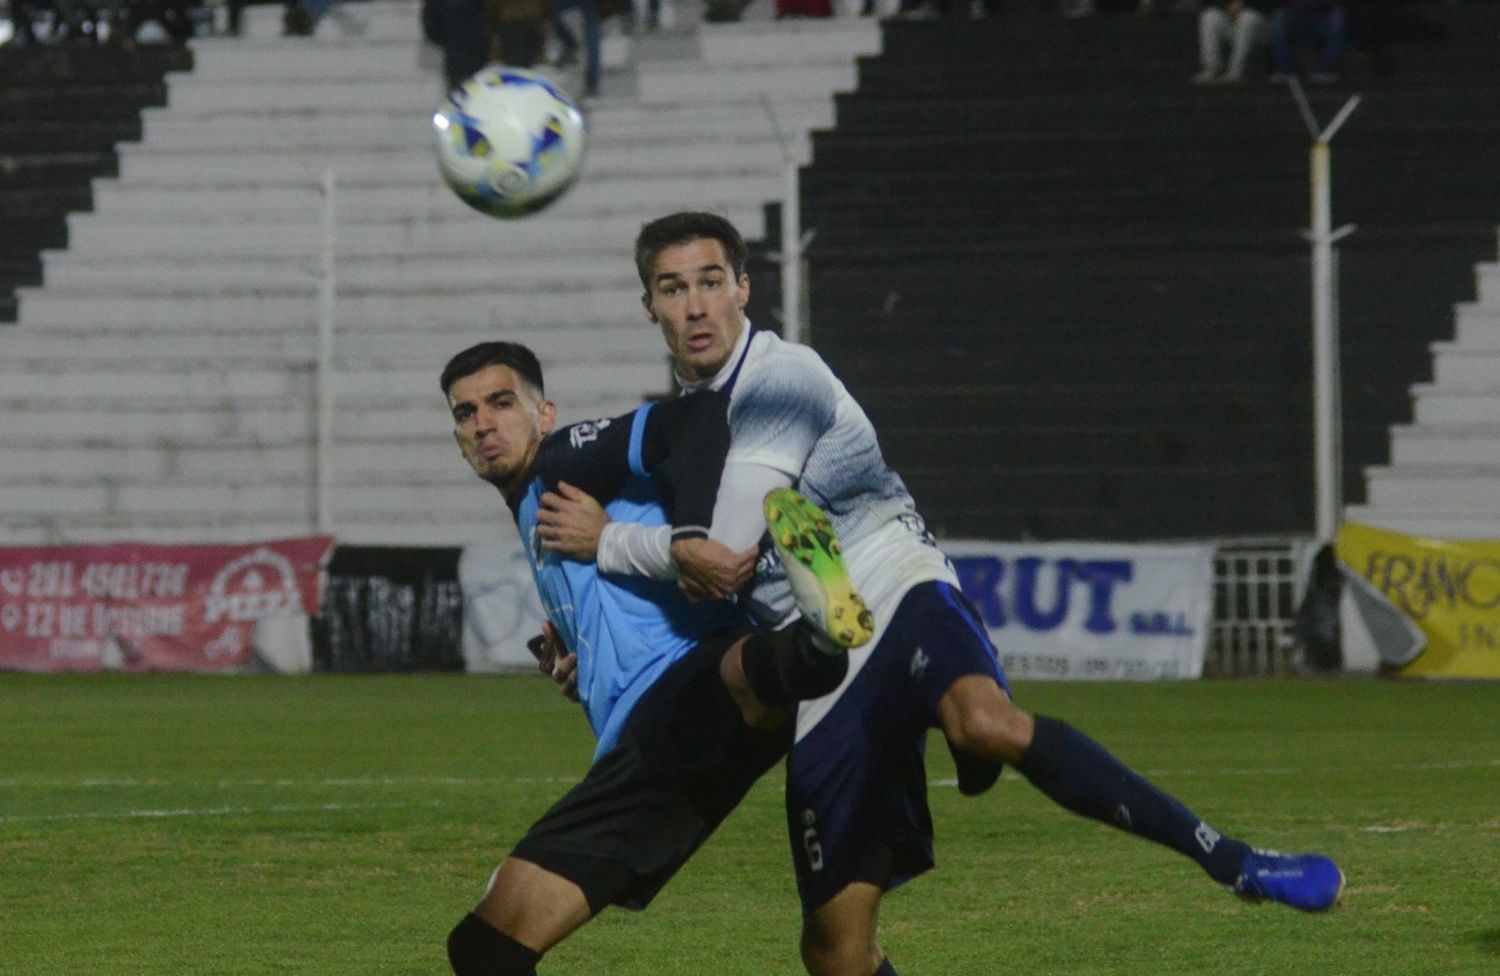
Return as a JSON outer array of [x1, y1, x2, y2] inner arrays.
[[1017, 715, 1250, 885]]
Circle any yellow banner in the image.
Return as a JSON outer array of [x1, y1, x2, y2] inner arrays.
[[1336, 523, 1500, 678]]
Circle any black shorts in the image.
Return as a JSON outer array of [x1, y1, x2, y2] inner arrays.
[[510, 629, 791, 913]]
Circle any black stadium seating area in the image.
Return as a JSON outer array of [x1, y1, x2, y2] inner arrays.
[[0, 43, 192, 323], [747, 1, 1500, 541]]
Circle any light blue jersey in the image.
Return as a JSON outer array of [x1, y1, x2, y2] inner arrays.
[[515, 407, 739, 761]]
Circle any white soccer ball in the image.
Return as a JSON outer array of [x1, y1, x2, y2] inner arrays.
[[432, 67, 587, 219]]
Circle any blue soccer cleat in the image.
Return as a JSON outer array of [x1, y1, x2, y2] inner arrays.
[[1232, 849, 1345, 912]]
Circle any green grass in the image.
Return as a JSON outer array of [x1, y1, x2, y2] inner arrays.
[[2, 674, 1498, 975]]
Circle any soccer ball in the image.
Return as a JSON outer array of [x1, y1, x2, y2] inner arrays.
[[432, 67, 587, 219]]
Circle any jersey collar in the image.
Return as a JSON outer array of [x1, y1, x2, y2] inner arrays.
[[675, 320, 754, 396]]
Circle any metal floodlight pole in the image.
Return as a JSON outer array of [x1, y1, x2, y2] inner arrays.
[[761, 95, 813, 346], [316, 166, 338, 535], [1290, 81, 1360, 542], [781, 154, 802, 345]]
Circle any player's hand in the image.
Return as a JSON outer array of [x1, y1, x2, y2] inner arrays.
[[537, 481, 609, 561], [671, 537, 758, 603], [525, 620, 564, 676], [551, 651, 580, 703]]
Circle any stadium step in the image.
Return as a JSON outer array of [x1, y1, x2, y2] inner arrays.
[[0, 253, 44, 291], [0, 119, 142, 154], [1476, 263, 1500, 305], [1412, 385, 1500, 425], [0, 361, 654, 403], [87, 168, 781, 219], [1431, 345, 1500, 387], [0, 152, 118, 190], [636, 59, 858, 103], [0, 43, 192, 84], [0, 510, 499, 547], [1390, 424, 1500, 468], [116, 137, 793, 184], [15, 282, 643, 328], [1341, 506, 1500, 541], [1454, 304, 1500, 346], [38, 251, 643, 292], [137, 97, 832, 148], [0, 321, 664, 365], [696, 19, 880, 64], [1366, 466, 1500, 512], [58, 206, 766, 259], [0, 479, 507, 522], [0, 84, 167, 120], [0, 387, 650, 449], [877, 421, 1388, 469]]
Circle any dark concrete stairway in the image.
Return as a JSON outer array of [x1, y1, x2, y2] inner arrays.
[[748, 1, 1500, 541], [0, 44, 192, 323]]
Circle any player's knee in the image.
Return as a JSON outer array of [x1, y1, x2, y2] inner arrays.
[[447, 913, 540, 976], [947, 697, 1033, 765], [800, 924, 878, 976]]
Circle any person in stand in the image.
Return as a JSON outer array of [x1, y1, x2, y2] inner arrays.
[[1271, 0, 1350, 83], [1194, 1, 1273, 85]]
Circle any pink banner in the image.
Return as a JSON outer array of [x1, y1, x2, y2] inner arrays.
[[0, 538, 335, 672]]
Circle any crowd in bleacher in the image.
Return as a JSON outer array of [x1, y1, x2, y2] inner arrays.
[[0, 0, 1460, 103], [0, 0, 209, 43]]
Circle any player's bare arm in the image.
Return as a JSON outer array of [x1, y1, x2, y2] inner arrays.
[[670, 537, 756, 602]]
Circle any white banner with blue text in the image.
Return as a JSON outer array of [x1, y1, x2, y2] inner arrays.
[[942, 541, 1215, 681]]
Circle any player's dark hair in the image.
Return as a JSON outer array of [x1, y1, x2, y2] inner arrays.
[[634, 211, 748, 291], [440, 341, 545, 398]]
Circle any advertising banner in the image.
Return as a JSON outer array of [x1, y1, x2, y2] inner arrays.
[[0, 538, 335, 673], [944, 541, 1215, 681], [1336, 523, 1500, 679]]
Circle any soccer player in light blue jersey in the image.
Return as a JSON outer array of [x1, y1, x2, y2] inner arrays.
[[548, 212, 1345, 976], [438, 340, 870, 976]]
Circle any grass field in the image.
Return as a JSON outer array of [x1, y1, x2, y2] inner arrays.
[[3, 673, 1498, 976]]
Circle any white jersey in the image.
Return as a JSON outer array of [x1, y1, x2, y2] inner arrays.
[[692, 328, 959, 734]]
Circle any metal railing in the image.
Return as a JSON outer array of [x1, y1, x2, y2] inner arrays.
[[1207, 538, 1313, 676]]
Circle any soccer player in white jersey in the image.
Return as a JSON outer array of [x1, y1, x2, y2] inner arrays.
[[549, 212, 1345, 976]]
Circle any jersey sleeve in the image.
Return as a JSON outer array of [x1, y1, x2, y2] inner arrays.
[[639, 391, 732, 542], [724, 349, 839, 477], [707, 461, 793, 551], [533, 409, 641, 504], [536, 393, 731, 540]]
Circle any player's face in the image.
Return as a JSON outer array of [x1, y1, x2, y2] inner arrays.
[[642, 237, 750, 382], [447, 364, 557, 495]]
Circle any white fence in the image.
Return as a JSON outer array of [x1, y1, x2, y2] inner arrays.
[[1208, 538, 1312, 676]]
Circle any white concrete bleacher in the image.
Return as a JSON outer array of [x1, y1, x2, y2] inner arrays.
[[1347, 228, 1500, 539], [0, 1, 882, 546]]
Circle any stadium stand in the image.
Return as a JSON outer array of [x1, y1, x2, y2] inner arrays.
[[0, 43, 191, 324], [745, 2, 1500, 542], [1349, 226, 1500, 539], [0, 2, 879, 545]]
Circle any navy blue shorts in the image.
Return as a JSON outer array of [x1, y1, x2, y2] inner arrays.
[[784, 580, 1010, 913]]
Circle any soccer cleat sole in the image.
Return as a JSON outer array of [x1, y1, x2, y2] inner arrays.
[[764, 488, 875, 650]]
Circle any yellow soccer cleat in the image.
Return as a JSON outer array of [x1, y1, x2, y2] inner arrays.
[[764, 488, 875, 650]]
